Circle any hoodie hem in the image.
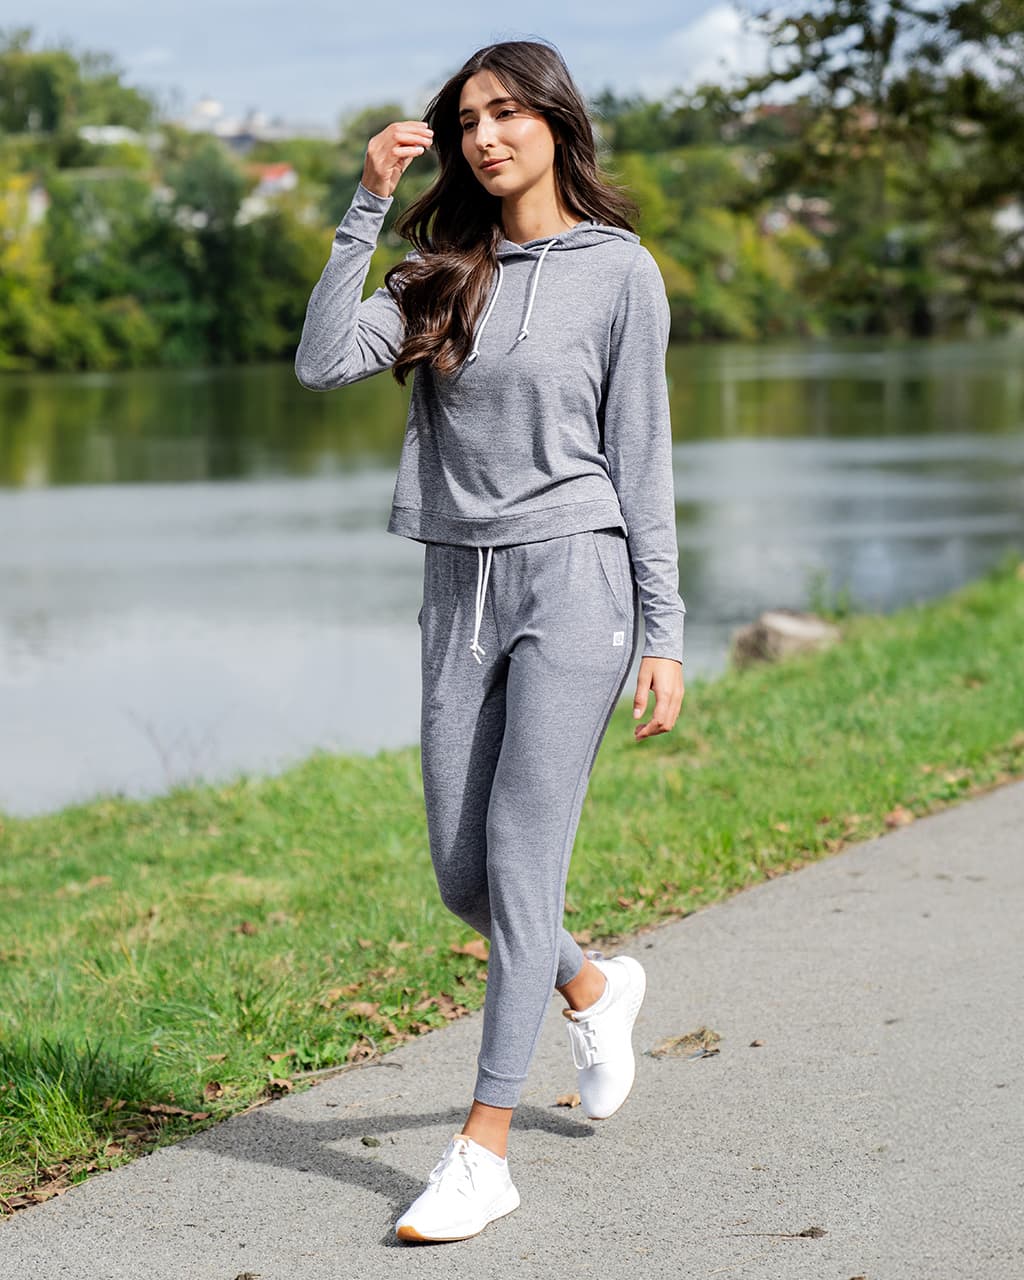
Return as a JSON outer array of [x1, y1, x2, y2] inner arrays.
[[386, 498, 627, 547]]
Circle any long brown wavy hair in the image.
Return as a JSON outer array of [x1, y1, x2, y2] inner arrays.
[[383, 38, 641, 385]]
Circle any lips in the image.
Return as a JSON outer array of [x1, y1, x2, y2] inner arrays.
[[481, 157, 510, 171]]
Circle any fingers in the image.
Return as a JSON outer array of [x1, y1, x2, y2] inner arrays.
[[633, 659, 685, 740], [632, 666, 652, 722], [362, 121, 434, 198]]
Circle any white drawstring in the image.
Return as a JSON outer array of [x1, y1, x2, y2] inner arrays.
[[513, 238, 557, 345], [465, 264, 504, 364], [465, 237, 558, 363], [469, 546, 493, 663]]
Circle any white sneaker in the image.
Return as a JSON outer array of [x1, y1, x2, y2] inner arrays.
[[563, 951, 647, 1119], [394, 1133, 520, 1242]]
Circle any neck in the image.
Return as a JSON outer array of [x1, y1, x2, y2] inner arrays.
[[500, 187, 582, 245]]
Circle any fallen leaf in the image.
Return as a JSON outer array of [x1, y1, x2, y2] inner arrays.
[[451, 938, 489, 961], [436, 993, 470, 1020], [346, 1001, 380, 1019], [884, 804, 914, 828], [649, 1026, 722, 1059], [142, 1103, 212, 1120], [203, 1081, 224, 1100], [234, 920, 259, 935], [553, 1091, 581, 1108], [346, 1037, 377, 1063], [206, 1052, 227, 1063], [749, 1039, 765, 1047], [320, 983, 360, 1008]]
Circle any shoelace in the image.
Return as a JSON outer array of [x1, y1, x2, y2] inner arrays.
[[564, 1014, 602, 1070], [426, 1135, 483, 1198], [563, 950, 611, 1070]]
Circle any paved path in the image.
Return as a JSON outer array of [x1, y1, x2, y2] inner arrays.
[[4, 779, 1023, 1279]]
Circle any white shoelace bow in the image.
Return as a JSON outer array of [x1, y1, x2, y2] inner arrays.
[[469, 546, 493, 664], [427, 1135, 483, 1197]]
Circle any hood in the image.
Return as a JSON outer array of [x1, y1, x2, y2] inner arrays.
[[466, 220, 639, 364]]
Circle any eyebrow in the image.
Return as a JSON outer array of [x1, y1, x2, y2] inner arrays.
[[458, 96, 518, 119]]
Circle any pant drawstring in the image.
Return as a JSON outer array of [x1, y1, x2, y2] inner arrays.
[[470, 546, 493, 664]]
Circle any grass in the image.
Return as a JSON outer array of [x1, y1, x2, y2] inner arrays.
[[1, 547, 1022, 1211]]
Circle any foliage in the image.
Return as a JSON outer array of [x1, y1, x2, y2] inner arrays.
[[1, 10, 1024, 371]]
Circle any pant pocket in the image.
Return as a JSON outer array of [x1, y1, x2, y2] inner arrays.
[[590, 528, 632, 617]]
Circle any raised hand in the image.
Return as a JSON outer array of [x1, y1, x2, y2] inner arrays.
[[361, 120, 434, 199]]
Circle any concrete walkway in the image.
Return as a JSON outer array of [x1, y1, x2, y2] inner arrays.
[[4, 779, 1023, 1279]]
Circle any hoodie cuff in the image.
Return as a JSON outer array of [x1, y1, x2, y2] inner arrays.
[[335, 181, 394, 246], [355, 180, 393, 207], [641, 609, 685, 664]]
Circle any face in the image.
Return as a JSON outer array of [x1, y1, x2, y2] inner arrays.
[[458, 68, 559, 199]]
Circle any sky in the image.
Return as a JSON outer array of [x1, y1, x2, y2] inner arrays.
[[13, 1, 775, 131]]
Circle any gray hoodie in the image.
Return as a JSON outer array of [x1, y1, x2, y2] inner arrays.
[[295, 180, 685, 662]]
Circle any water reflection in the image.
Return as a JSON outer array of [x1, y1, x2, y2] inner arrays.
[[1, 337, 1022, 818]]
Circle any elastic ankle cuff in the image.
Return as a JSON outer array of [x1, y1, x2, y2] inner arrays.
[[474, 1065, 526, 1109]]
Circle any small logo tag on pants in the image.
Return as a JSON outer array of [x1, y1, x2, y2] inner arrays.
[[612, 631, 624, 646]]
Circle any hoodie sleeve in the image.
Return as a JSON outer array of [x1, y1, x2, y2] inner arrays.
[[294, 181, 414, 390], [601, 246, 686, 663]]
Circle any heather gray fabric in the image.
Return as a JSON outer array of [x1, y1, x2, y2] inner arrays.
[[418, 526, 640, 1108], [294, 180, 686, 662]]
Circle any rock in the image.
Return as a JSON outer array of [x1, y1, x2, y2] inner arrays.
[[729, 608, 842, 670]]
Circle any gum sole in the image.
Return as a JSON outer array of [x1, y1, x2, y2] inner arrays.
[[395, 1192, 520, 1242]]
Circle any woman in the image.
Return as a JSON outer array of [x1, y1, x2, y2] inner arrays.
[[295, 37, 685, 1243]]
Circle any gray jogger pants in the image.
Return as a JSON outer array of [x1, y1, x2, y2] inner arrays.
[[417, 526, 641, 1109]]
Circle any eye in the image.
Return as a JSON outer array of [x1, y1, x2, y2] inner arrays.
[[461, 108, 518, 132]]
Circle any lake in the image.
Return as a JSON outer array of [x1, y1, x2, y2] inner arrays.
[[2, 335, 1022, 819]]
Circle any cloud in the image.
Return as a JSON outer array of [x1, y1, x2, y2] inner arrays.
[[665, 3, 768, 88]]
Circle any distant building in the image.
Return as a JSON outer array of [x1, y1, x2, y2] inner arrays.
[[237, 162, 300, 223], [177, 96, 335, 149]]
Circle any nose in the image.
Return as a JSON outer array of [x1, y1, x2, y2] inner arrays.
[[473, 117, 498, 149]]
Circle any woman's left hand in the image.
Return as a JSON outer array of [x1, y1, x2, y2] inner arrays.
[[632, 656, 684, 740]]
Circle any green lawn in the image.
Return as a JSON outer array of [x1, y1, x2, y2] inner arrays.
[[2, 548, 1022, 1211]]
